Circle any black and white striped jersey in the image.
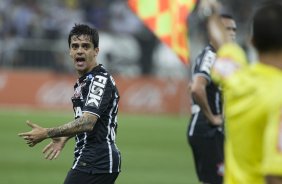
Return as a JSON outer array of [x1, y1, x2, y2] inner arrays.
[[71, 64, 121, 174], [188, 45, 223, 136]]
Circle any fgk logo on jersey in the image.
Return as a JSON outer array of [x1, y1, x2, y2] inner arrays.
[[86, 75, 107, 108]]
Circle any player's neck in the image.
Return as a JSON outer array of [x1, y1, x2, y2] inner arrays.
[[77, 62, 98, 77], [209, 41, 218, 51], [259, 51, 282, 70]]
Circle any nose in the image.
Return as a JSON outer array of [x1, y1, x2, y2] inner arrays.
[[77, 46, 83, 54], [232, 29, 236, 35]]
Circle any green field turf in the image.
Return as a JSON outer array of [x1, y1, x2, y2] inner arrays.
[[0, 109, 199, 184]]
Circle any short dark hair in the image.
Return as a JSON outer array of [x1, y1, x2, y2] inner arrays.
[[252, 1, 282, 53], [68, 24, 99, 48]]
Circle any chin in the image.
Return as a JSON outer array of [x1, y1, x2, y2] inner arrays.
[[75, 67, 86, 73]]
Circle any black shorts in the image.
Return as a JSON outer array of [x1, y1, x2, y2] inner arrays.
[[64, 169, 119, 184], [188, 130, 224, 184]]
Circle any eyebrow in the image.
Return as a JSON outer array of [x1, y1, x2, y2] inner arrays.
[[82, 43, 91, 46]]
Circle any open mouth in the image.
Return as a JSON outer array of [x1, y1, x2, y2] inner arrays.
[[76, 57, 86, 66]]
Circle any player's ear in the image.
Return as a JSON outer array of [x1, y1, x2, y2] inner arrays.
[[94, 47, 99, 56]]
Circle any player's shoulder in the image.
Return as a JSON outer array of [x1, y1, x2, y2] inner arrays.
[[197, 45, 216, 62], [92, 64, 118, 88], [225, 63, 280, 107], [193, 45, 216, 76], [211, 43, 248, 84], [252, 63, 282, 102], [91, 64, 108, 75], [90, 65, 110, 80]]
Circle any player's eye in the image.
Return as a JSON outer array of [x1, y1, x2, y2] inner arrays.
[[227, 27, 237, 32], [82, 44, 90, 49], [71, 44, 79, 49]]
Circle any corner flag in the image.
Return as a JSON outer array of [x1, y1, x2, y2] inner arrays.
[[128, 0, 197, 64]]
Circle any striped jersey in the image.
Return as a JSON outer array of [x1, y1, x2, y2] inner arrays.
[[71, 64, 121, 174], [189, 45, 223, 136]]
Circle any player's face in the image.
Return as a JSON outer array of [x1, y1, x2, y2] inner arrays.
[[221, 17, 237, 42], [69, 35, 99, 76]]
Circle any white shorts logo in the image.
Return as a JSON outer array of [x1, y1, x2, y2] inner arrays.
[[217, 162, 224, 176]]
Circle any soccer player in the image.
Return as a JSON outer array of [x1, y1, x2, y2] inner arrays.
[[18, 24, 121, 184], [187, 13, 237, 184], [207, 1, 282, 184]]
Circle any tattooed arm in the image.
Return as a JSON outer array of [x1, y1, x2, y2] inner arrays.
[[47, 112, 98, 138], [18, 112, 98, 147]]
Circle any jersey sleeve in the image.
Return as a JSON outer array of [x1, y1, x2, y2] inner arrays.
[[211, 43, 248, 84], [262, 104, 282, 176], [193, 49, 216, 83], [83, 74, 113, 118]]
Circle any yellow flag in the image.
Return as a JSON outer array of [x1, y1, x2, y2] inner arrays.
[[128, 0, 197, 64]]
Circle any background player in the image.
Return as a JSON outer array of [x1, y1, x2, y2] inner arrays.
[[187, 13, 237, 184]]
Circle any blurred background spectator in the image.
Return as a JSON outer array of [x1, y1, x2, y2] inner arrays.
[[0, 0, 263, 77]]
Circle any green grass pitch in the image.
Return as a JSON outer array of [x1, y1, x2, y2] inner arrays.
[[0, 109, 198, 184]]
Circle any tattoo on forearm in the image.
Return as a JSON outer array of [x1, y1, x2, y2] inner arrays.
[[47, 115, 95, 138]]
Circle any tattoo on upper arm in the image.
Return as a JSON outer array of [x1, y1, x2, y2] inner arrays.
[[47, 114, 97, 138]]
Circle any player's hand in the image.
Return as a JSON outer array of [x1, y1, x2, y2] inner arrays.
[[18, 120, 48, 147], [211, 115, 223, 126], [42, 137, 67, 160]]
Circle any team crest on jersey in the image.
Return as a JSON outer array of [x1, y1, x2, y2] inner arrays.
[[86, 74, 93, 81], [73, 74, 94, 99], [74, 84, 82, 98], [85, 75, 108, 108], [73, 81, 87, 98]]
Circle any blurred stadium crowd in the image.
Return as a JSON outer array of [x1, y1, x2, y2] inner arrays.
[[0, 0, 262, 77]]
